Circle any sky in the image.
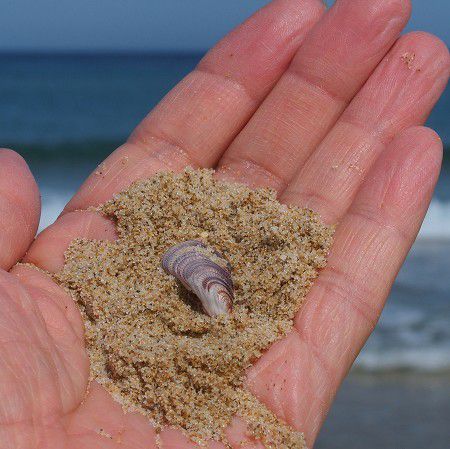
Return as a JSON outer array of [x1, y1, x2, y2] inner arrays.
[[0, 0, 449, 52]]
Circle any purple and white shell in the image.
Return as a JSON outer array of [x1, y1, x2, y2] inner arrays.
[[162, 240, 234, 317]]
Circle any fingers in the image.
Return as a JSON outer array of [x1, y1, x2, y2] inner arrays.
[[0, 149, 40, 270], [246, 126, 442, 445], [282, 32, 450, 222], [216, 0, 411, 190], [64, 0, 325, 213]]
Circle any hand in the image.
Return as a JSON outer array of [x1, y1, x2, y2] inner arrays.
[[1, 0, 449, 448]]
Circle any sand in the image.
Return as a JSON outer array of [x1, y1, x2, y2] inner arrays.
[[55, 168, 333, 448]]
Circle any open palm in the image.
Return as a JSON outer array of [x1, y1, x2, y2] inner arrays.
[[1, 0, 449, 448]]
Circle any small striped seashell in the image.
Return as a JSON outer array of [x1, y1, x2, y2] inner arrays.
[[162, 240, 234, 317]]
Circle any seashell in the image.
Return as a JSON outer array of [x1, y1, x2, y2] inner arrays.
[[162, 240, 234, 317]]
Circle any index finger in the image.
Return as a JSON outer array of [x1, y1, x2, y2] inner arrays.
[[64, 0, 325, 213]]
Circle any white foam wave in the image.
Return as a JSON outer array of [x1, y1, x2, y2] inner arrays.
[[39, 189, 72, 232], [355, 302, 450, 373], [418, 199, 450, 240], [355, 347, 450, 373]]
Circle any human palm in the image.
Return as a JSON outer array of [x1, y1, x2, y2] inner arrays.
[[1, 0, 449, 448]]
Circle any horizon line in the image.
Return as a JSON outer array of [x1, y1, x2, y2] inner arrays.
[[0, 49, 207, 56]]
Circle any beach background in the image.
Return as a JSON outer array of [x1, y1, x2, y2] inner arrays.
[[0, 1, 449, 448]]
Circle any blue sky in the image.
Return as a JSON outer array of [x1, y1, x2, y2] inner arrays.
[[0, 0, 448, 52]]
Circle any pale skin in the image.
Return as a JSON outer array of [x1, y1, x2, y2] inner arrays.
[[0, 0, 449, 447]]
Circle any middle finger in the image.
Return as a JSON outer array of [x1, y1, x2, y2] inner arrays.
[[216, 0, 411, 191]]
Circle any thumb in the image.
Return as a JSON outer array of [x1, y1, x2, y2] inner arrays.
[[0, 149, 40, 270]]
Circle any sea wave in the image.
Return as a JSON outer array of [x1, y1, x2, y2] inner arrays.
[[418, 199, 450, 240], [39, 188, 72, 231], [354, 347, 450, 373], [354, 302, 450, 373]]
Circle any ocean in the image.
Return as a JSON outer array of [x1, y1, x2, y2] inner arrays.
[[1, 53, 449, 447]]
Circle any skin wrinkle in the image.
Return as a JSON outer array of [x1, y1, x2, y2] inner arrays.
[[81, 213, 96, 239], [286, 134, 442, 430], [0, 416, 40, 449], [197, 0, 326, 91], [132, 72, 256, 157], [52, 353, 83, 414], [2, 344, 41, 423], [287, 353, 303, 427], [311, 269, 380, 331], [86, 147, 131, 197], [130, 135, 202, 170], [219, 156, 288, 192], [40, 303, 83, 362], [373, 155, 402, 211], [290, 0, 411, 91], [284, 187, 336, 221], [12, 265, 85, 342], [347, 206, 411, 243], [394, 141, 442, 203], [4, 280, 72, 374], [25, 283, 75, 327], [218, 71, 344, 189], [94, 151, 134, 183], [338, 117, 392, 148], [0, 296, 37, 346], [272, 79, 334, 145], [64, 387, 120, 431], [247, 329, 334, 434], [34, 294, 82, 346], [36, 423, 68, 449], [274, 93, 318, 143], [9, 285, 81, 416], [194, 67, 260, 105], [331, 223, 400, 292], [343, 33, 450, 132], [283, 128, 383, 219], [359, 12, 405, 49], [262, 343, 292, 422], [291, 326, 335, 393], [25, 346, 61, 419], [351, 230, 392, 282], [287, 63, 352, 104], [330, 124, 381, 166], [0, 344, 30, 415]]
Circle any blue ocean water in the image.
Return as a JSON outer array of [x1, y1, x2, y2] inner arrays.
[[0, 53, 449, 374]]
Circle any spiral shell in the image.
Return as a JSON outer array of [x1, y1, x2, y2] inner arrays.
[[162, 240, 234, 317]]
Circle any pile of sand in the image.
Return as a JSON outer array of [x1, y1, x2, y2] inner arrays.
[[56, 169, 333, 448]]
